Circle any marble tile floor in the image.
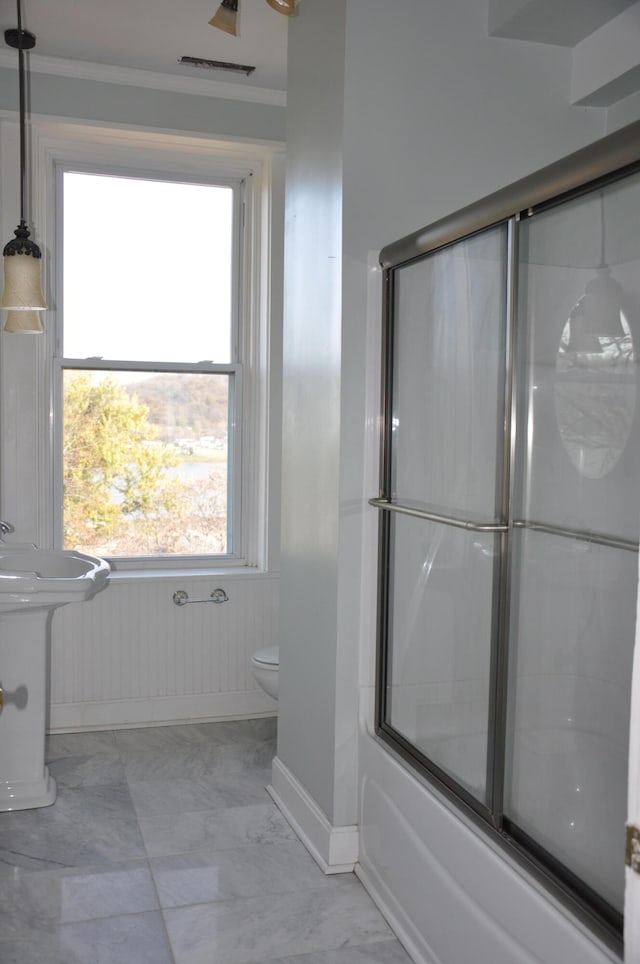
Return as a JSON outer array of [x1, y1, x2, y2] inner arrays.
[[0, 718, 412, 964]]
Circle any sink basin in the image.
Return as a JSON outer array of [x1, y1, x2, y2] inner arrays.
[[0, 547, 110, 613], [0, 545, 110, 811]]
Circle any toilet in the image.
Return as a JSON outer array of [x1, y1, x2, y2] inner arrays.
[[251, 646, 279, 701]]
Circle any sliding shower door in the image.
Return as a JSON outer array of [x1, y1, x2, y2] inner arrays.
[[377, 225, 508, 811], [374, 135, 640, 941], [504, 175, 640, 917]]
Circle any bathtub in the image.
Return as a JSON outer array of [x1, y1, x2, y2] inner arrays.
[[357, 718, 621, 964]]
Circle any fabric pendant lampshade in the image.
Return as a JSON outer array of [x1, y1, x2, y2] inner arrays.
[[265, 0, 297, 13], [3, 309, 43, 333], [1, 248, 47, 312], [209, 0, 238, 35]]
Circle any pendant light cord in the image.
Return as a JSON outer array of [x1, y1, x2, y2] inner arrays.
[[3, 0, 41, 258], [16, 0, 27, 227], [599, 190, 606, 269]]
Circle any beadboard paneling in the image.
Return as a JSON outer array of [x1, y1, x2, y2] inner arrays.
[[49, 572, 279, 731]]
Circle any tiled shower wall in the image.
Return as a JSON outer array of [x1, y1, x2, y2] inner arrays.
[[49, 572, 279, 731]]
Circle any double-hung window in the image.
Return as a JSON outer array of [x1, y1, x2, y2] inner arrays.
[[55, 165, 247, 567]]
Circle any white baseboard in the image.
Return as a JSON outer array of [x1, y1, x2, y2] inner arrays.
[[49, 690, 277, 731], [268, 756, 359, 874], [355, 860, 434, 964]]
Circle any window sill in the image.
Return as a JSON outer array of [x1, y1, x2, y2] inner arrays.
[[106, 566, 278, 587]]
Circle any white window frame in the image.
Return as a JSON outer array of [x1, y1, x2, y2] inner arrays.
[[1, 119, 281, 574], [54, 165, 245, 568]]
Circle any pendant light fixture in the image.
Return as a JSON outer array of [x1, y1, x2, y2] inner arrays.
[[209, 0, 239, 35], [1, 0, 46, 333], [3, 310, 43, 334]]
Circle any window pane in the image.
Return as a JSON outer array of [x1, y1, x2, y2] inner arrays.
[[392, 226, 507, 522], [63, 370, 229, 557], [63, 173, 234, 363], [386, 514, 495, 803], [505, 529, 635, 913]]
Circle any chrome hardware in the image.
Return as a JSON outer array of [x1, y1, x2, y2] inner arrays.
[[513, 519, 638, 553], [627, 824, 640, 875], [0, 521, 15, 536], [172, 588, 229, 607], [368, 499, 508, 533], [367, 502, 639, 553]]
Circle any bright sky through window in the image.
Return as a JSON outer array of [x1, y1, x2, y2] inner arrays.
[[61, 172, 237, 558], [63, 173, 234, 363]]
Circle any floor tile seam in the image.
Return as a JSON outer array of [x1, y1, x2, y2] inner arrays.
[[155, 895, 180, 962], [51, 780, 131, 793], [137, 830, 180, 964], [46, 749, 123, 764], [0, 904, 178, 939], [142, 837, 300, 860], [146, 835, 312, 864], [128, 789, 221, 814], [133, 794, 287, 824], [153, 871, 370, 915], [148, 877, 357, 914], [158, 912, 402, 964], [0, 854, 161, 885], [0, 842, 131, 877], [113, 726, 218, 756], [45, 739, 123, 766], [0, 855, 152, 880], [255, 936, 402, 964], [126, 765, 275, 786]]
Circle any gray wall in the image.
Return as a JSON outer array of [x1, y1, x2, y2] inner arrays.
[[277, 0, 621, 838], [278, 0, 347, 824], [0, 67, 285, 142]]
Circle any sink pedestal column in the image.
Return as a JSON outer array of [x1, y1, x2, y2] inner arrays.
[[0, 609, 56, 811]]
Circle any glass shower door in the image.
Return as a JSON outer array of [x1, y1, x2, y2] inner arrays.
[[379, 225, 508, 808], [374, 131, 640, 939], [504, 175, 640, 915]]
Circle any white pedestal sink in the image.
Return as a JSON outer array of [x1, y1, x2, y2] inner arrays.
[[0, 546, 110, 811]]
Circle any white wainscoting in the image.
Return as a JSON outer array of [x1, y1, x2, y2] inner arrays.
[[49, 571, 279, 731]]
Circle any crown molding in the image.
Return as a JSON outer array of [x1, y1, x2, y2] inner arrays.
[[0, 51, 287, 108]]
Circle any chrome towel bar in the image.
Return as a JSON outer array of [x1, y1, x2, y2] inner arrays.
[[172, 588, 229, 606], [368, 499, 639, 553]]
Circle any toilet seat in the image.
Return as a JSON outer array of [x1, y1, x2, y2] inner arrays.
[[251, 645, 279, 667]]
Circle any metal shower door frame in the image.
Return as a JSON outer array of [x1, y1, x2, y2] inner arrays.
[[371, 119, 640, 947]]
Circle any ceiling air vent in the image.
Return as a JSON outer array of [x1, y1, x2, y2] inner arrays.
[[179, 56, 256, 76]]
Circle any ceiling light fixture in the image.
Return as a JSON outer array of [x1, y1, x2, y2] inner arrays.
[[1, 0, 46, 333], [209, 0, 299, 35], [209, 0, 239, 36], [265, 0, 297, 13]]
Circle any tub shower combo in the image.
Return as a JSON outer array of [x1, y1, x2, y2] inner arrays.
[[370, 126, 640, 945]]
